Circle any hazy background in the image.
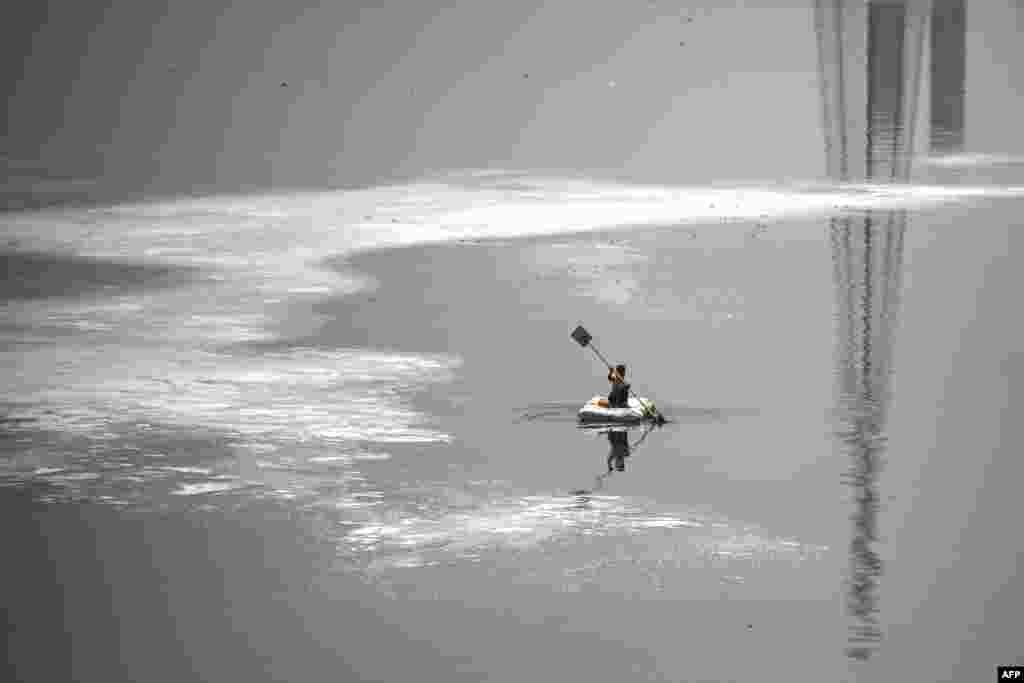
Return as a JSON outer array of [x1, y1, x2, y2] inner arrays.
[[2, 1, 823, 199], [7, 0, 1023, 208], [0, 0, 900, 207]]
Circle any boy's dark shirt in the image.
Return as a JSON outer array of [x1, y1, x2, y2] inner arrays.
[[608, 382, 630, 408]]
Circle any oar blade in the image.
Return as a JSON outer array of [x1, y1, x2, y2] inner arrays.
[[570, 325, 592, 347]]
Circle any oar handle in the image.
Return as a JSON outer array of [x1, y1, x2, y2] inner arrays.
[[587, 343, 614, 372]]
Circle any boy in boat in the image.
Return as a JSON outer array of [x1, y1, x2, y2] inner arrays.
[[606, 364, 630, 408]]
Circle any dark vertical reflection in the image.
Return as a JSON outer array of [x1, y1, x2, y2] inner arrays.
[[830, 211, 905, 661], [930, 0, 966, 154], [815, 0, 850, 181], [816, 0, 934, 662], [867, 3, 907, 180]]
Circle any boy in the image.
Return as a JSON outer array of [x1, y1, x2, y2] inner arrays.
[[606, 364, 630, 408]]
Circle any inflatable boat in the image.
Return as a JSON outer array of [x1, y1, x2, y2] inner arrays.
[[577, 395, 657, 424]]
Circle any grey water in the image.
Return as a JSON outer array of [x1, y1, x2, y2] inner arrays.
[[3, 2, 1024, 682]]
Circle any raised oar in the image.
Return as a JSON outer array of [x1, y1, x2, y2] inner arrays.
[[570, 324, 665, 424]]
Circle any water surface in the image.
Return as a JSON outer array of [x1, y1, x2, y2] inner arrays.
[[4, 2, 1024, 681]]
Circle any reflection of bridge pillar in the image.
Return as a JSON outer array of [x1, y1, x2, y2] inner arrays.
[[830, 208, 905, 661], [832, 214, 904, 407], [816, 0, 867, 180], [929, 0, 966, 154], [816, 0, 931, 181], [819, 1, 967, 662], [817, 0, 925, 662]]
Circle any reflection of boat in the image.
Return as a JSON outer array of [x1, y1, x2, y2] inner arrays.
[[577, 395, 657, 424]]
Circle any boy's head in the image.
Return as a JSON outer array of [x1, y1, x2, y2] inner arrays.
[[615, 364, 627, 379]]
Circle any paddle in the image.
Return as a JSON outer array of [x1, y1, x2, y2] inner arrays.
[[570, 325, 666, 424]]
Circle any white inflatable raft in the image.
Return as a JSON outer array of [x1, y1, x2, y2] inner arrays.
[[577, 395, 657, 424]]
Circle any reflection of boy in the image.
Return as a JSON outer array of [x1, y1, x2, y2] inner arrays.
[[607, 430, 630, 471]]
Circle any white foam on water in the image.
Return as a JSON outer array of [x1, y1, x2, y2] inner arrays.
[[171, 481, 246, 496], [2, 345, 459, 445], [158, 466, 212, 475], [6, 174, 1024, 272], [308, 451, 392, 464], [920, 153, 1024, 168], [324, 487, 830, 573], [306, 455, 352, 464]]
